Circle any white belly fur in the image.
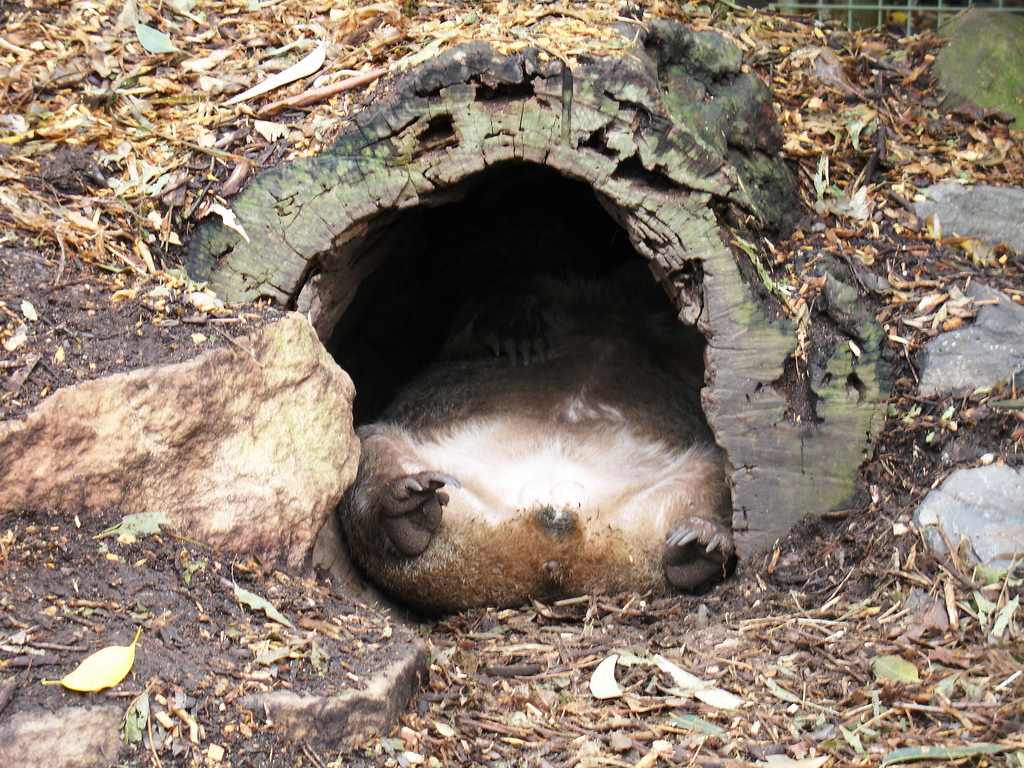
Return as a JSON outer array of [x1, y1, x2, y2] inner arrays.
[[398, 415, 720, 534]]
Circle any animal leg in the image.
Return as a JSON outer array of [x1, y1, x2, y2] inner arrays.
[[664, 516, 735, 589], [449, 289, 550, 365], [381, 471, 460, 557]]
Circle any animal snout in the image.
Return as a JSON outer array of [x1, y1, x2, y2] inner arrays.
[[536, 505, 576, 537]]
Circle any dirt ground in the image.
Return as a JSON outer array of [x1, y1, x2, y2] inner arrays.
[[3, 1, 1024, 766], [4, 179, 1024, 768]]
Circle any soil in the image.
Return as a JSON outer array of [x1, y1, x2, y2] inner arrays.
[[0, 241, 283, 423], [0, 505, 421, 767], [4, 232, 1024, 767]]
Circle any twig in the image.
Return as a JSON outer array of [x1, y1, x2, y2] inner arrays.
[[6, 353, 41, 396], [258, 68, 388, 116], [225, 334, 265, 367]]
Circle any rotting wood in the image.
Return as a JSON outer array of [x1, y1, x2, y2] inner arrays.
[[187, 18, 891, 558]]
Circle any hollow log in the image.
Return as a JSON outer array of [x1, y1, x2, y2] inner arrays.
[[188, 19, 891, 559]]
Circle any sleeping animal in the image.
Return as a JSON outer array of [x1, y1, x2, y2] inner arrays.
[[338, 270, 734, 614]]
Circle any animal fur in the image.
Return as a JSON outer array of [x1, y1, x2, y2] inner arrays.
[[338, 270, 734, 614]]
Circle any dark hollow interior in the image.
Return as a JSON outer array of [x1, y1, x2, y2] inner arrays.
[[324, 163, 709, 426]]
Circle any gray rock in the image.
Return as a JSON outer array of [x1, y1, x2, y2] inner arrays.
[[246, 636, 429, 748], [915, 183, 1024, 253], [914, 463, 1024, 567], [0, 706, 123, 768], [917, 282, 1024, 396], [0, 313, 358, 571]]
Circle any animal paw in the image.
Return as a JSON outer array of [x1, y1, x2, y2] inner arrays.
[[471, 292, 549, 365], [664, 517, 735, 590], [381, 472, 461, 557]]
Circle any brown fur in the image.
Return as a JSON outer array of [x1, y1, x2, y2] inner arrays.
[[338, 271, 734, 614]]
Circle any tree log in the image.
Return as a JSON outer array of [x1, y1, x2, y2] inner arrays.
[[188, 19, 891, 558]]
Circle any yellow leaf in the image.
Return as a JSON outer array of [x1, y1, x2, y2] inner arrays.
[[43, 627, 141, 692]]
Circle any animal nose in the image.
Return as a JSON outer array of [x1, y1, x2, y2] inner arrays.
[[536, 505, 576, 537]]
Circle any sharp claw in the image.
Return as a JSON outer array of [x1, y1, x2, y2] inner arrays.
[[432, 472, 462, 489], [670, 529, 700, 547]]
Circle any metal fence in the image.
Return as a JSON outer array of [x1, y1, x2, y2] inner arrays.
[[772, 0, 1023, 33]]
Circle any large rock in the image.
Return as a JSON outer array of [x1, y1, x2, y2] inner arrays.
[[0, 313, 357, 570], [0, 706, 123, 768], [917, 282, 1024, 397], [934, 8, 1024, 128], [915, 183, 1024, 254], [913, 463, 1024, 567]]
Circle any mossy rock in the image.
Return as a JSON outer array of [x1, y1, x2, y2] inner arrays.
[[935, 8, 1024, 127]]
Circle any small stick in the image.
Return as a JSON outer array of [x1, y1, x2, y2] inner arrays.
[[258, 68, 388, 116]]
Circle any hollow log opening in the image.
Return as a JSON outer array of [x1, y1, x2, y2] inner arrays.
[[326, 163, 704, 426], [187, 19, 892, 573]]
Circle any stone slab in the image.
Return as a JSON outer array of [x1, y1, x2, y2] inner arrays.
[[245, 635, 429, 749], [913, 463, 1024, 567], [0, 705, 123, 768], [918, 282, 1024, 397], [915, 183, 1024, 253]]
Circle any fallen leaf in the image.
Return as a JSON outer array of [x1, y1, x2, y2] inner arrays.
[[3, 324, 28, 352], [840, 724, 865, 754], [589, 654, 622, 700], [181, 46, 235, 73], [135, 23, 178, 54], [758, 756, 830, 767], [234, 584, 295, 629], [254, 120, 291, 142], [225, 43, 326, 105], [115, 0, 139, 31], [991, 596, 1019, 641], [206, 203, 250, 243], [94, 512, 170, 540], [761, 674, 803, 704], [694, 686, 745, 710], [20, 300, 38, 321], [434, 722, 456, 738], [652, 654, 706, 692], [872, 655, 919, 683], [668, 713, 726, 736], [43, 627, 141, 692], [881, 743, 1006, 766], [121, 690, 149, 745]]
